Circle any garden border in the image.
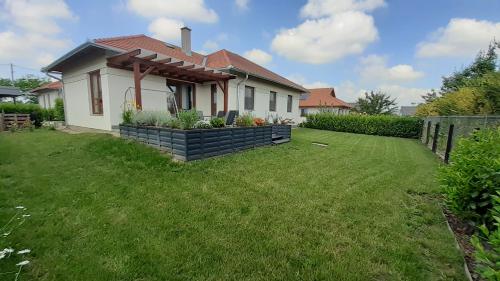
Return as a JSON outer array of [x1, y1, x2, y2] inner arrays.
[[119, 124, 291, 161]]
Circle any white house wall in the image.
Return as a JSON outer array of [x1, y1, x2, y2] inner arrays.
[[38, 89, 61, 109], [62, 52, 111, 130]]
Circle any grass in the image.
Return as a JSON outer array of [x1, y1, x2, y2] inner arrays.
[[0, 128, 466, 280]]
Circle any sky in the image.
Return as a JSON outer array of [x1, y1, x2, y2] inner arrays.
[[0, 0, 499, 105]]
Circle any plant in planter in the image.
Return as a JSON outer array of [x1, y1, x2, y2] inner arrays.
[[168, 118, 182, 129], [178, 110, 200, 129], [194, 120, 212, 129], [236, 114, 254, 127], [122, 108, 134, 124], [210, 117, 225, 128], [253, 117, 265, 126], [131, 111, 171, 127]]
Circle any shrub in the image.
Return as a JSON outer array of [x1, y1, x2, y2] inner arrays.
[[471, 193, 500, 281], [177, 110, 199, 129], [303, 113, 423, 138], [253, 117, 265, 126], [122, 109, 134, 124], [210, 117, 225, 128], [54, 98, 64, 121], [236, 113, 254, 127], [439, 128, 500, 228], [131, 111, 171, 127], [0, 102, 41, 114], [41, 108, 56, 121], [168, 118, 181, 129], [194, 120, 212, 129]]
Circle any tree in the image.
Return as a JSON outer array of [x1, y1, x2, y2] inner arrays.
[[421, 89, 439, 103], [356, 91, 398, 115], [441, 42, 499, 94], [0, 75, 50, 103]]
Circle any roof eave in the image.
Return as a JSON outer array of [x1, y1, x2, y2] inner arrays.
[[220, 67, 308, 93], [42, 41, 121, 73]]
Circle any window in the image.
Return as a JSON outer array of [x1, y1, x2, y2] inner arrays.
[[287, 95, 293, 112], [269, 91, 276, 112], [89, 70, 103, 115], [301, 108, 306, 117], [244, 86, 254, 110]]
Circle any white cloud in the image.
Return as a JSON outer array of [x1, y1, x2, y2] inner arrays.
[[417, 18, 500, 58], [0, 0, 75, 68], [127, 0, 218, 23], [271, 0, 383, 64], [286, 74, 331, 89], [202, 40, 219, 51], [300, 0, 385, 18], [235, 0, 249, 11], [376, 84, 428, 106], [243, 49, 273, 66], [359, 55, 424, 84], [148, 17, 184, 42]]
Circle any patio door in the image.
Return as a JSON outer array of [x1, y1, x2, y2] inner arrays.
[[211, 84, 217, 116]]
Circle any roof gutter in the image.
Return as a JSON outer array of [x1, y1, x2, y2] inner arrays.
[[235, 69, 249, 113]]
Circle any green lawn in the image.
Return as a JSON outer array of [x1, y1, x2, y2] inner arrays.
[[0, 128, 465, 280]]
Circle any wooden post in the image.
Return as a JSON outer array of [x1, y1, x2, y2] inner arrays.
[[425, 121, 431, 145], [133, 61, 142, 110], [223, 80, 228, 113], [444, 124, 454, 164], [431, 123, 440, 153], [192, 83, 196, 108], [0, 110, 4, 132]]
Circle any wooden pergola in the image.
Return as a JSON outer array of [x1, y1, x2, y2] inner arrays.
[[106, 49, 235, 111]]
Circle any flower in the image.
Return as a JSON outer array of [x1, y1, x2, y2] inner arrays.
[[3, 248, 14, 253], [15, 206, 26, 210], [17, 249, 31, 255], [22, 214, 31, 217], [16, 260, 30, 266]]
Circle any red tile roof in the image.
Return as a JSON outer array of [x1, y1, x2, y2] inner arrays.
[[299, 88, 352, 108], [30, 81, 62, 93], [93, 35, 306, 92]]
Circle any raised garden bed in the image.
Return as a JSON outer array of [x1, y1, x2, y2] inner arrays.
[[119, 124, 292, 161]]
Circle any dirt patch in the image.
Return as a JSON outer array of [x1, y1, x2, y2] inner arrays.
[[443, 207, 480, 281]]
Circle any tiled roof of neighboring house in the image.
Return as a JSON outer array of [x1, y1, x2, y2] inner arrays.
[[93, 35, 306, 92], [399, 106, 417, 116], [299, 88, 352, 108], [30, 81, 62, 93], [205, 49, 307, 92]]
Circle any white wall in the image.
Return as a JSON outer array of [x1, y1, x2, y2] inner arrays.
[[37, 89, 61, 109], [228, 76, 302, 123], [62, 52, 111, 130]]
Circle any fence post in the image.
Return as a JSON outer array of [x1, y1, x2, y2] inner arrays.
[[432, 123, 440, 153], [425, 121, 431, 145], [444, 124, 454, 164], [0, 110, 4, 132]]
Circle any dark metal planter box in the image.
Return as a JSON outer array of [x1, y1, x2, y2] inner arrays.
[[119, 124, 291, 161]]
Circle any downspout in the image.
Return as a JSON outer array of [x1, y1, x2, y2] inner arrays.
[[235, 70, 249, 113], [44, 71, 67, 126]]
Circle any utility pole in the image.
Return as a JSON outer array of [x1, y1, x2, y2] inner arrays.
[[10, 63, 14, 83]]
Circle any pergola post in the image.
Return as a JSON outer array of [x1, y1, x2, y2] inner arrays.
[[223, 80, 228, 113], [133, 61, 142, 110]]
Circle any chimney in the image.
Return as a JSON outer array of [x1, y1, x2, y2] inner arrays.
[[181, 27, 192, 56]]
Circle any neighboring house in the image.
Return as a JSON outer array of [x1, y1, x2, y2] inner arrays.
[[0, 86, 22, 103], [42, 27, 307, 131], [299, 88, 351, 117], [399, 106, 417, 116], [30, 81, 63, 109]]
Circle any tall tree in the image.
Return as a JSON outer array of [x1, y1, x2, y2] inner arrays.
[[440, 42, 499, 94], [356, 91, 398, 115], [421, 89, 439, 103]]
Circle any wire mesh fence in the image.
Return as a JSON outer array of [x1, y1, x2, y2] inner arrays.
[[421, 115, 500, 163]]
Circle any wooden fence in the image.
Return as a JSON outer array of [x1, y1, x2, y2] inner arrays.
[[0, 112, 31, 131]]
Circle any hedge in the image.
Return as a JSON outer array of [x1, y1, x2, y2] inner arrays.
[[303, 113, 423, 138], [0, 102, 42, 114]]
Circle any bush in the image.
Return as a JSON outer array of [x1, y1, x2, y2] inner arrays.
[[471, 193, 500, 280], [122, 109, 134, 124], [194, 120, 212, 129], [131, 111, 171, 127], [41, 108, 56, 121], [54, 98, 64, 121], [168, 118, 181, 129], [210, 117, 225, 128], [177, 110, 199, 129], [0, 102, 43, 127], [236, 114, 254, 127], [439, 128, 500, 228], [303, 113, 423, 138]]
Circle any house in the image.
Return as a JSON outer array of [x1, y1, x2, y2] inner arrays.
[[42, 27, 307, 131], [299, 88, 351, 116], [30, 81, 63, 109], [399, 106, 417, 116]]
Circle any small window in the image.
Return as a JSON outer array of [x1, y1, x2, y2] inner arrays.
[[301, 108, 306, 117], [244, 86, 254, 110], [287, 95, 293, 112], [89, 70, 103, 115], [269, 91, 276, 112]]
